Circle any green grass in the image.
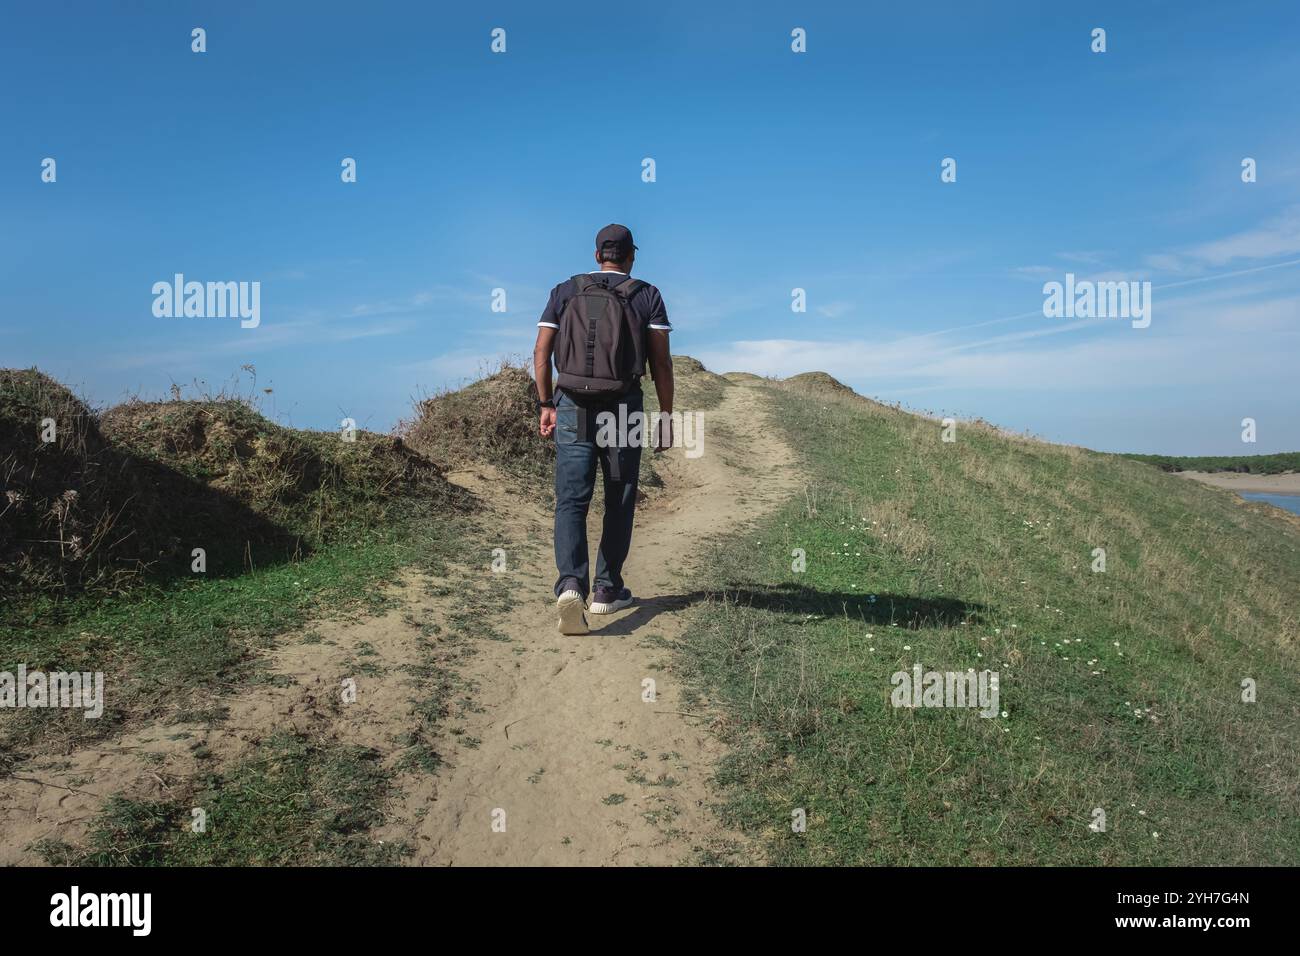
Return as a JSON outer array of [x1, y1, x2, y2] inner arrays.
[[37, 731, 405, 866], [1121, 451, 1300, 474], [1, 506, 469, 769], [681, 385, 1300, 865]]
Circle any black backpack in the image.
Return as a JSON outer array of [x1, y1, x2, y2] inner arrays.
[[554, 274, 647, 396]]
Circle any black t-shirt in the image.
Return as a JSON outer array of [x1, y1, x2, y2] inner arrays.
[[536, 270, 672, 334]]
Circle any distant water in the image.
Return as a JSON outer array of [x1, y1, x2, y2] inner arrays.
[[1241, 492, 1300, 515]]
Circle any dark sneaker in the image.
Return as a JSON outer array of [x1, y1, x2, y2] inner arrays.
[[557, 589, 588, 635], [589, 586, 634, 614]]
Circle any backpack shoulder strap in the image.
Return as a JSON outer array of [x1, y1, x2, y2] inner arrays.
[[612, 277, 646, 299]]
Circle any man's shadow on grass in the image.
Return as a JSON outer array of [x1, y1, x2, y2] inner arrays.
[[593, 582, 986, 638]]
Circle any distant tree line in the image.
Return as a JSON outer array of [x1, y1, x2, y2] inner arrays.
[[1122, 452, 1300, 475]]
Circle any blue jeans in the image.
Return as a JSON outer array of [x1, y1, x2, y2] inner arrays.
[[553, 388, 644, 599]]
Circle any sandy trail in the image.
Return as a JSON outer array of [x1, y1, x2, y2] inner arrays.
[[406, 380, 796, 865], [0, 379, 796, 866]]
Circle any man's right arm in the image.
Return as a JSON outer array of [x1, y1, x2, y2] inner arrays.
[[534, 326, 556, 402], [534, 284, 563, 437], [534, 325, 557, 437]]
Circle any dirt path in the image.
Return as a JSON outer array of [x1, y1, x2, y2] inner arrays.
[[403, 380, 797, 864], [0, 379, 797, 866]]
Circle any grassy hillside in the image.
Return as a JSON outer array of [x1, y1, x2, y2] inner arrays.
[[1122, 451, 1300, 475], [682, 375, 1300, 865]]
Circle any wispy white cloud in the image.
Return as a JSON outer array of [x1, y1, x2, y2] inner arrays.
[[347, 286, 467, 318], [1147, 205, 1300, 273], [105, 270, 529, 371], [1011, 265, 1057, 279], [665, 288, 766, 330], [332, 318, 417, 341], [815, 300, 854, 319], [107, 312, 416, 370], [694, 290, 1300, 396], [398, 348, 530, 388], [1056, 250, 1110, 266]]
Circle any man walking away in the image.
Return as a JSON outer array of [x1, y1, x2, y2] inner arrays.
[[533, 224, 674, 635]]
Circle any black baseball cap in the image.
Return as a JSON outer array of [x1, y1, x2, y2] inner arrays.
[[596, 223, 638, 256]]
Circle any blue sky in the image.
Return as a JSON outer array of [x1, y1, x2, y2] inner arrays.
[[3, 0, 1298, 454]]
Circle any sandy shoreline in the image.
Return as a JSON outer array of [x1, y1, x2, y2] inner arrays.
[[1176, 471, 1300, 495]]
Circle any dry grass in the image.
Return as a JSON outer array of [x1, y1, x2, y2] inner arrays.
[[399, 362, 552, 493], [1, 368, 461, 599]]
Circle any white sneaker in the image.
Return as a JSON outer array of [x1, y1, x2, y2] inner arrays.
[[557, 589, 589, 635], [589, 588, 634, 614]]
